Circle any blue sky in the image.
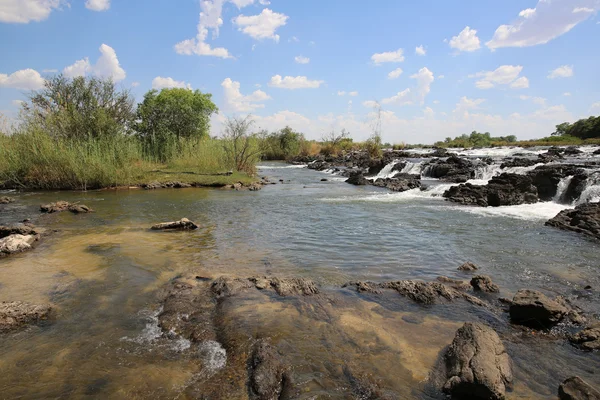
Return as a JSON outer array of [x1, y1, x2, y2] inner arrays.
[[1, 0, 599, 143]]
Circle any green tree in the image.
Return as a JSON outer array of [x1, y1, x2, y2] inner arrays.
[[222, 115, 264, 173], [135, 88, 218, 160], [553, 122, 572, 136]]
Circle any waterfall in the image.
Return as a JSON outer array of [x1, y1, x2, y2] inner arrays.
[[401, 161, 425, 175], [553, 175, 574, 203], [473, 164, 501, 181], [575, 173, 600, 205], [375, 161, 400, 179]]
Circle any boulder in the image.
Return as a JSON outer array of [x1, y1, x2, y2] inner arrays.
[[0, 301, 52, 332], [564, 146, 584, 156], [443, 322, 512, 400], [527, 164, 583, 201], [570, 323, 600, 351], [0, 234, 37, 256], [0, 196, 15, 204], [594, 149, 600, 155], [443, 183, 489, 207], [372, 174, 421, 192], [443, 173, 538, 207], [424, 155, 475, 183], [151, 218, 199, 231], [562, 172, 590, 204], [470, 275, 500, 293], [500, 158, 537, 169], [509, 289, 568, 328], [0, 224, 40, 239], [559, 376, 600, 400], [546, 203, 600, 241], [249, 340, 291, 400], [346, 171, 370, 186], [458, 262, 479, 271], [40, 201, 93, 214]]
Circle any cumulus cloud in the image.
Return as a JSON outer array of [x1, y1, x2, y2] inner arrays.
[[548, 65, 574, 79], [0, 68, 45, 90], [470, 65, 528, 90], [222, 78, 270, 112], [232, 8, 288, 42], [449, 26, 481, 52], [371, 49, 404, 65], [486, 0, 600, 49], [453, 96, 485, 116], [415, 45, 426, 56], [382, 67, 434, 105], [85, 0, 110, 11], [563, 92, 572, 96], [388, 68, 403, 79], [295, 56, 310, 64], [174, 0, 232, 59], [152, 76, 191, 90], [268, 75, 324, 89], [348, 91, 358, 96], [63, 44, 126, 82], [337, 91, 346, 96], [230, 0, 270, 7], [0, 0, 64, 23]]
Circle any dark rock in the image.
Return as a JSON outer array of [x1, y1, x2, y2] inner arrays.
[[320, 178, 328, 182], [570, 323, 600, 351], [40, 201, 94, 214], [211, 277, 253, 299], [564, 146, 584, 156], [436, 276, 471, 291], [559, 376, 600, 400], [0, 301, 52, 332], [443, 322, 512, 400], [342, 281, 382, 294], [307, 160, 331, 171], [458, 262, 479, 271], [562, 172, 590, 204], [594, 149, 600, 155], [443, 183, 489, 207], [269, 277, 319, 296], [528, 164, 584, 201], [373, 173, 421, 192], [390, 162, 407, 173], [0, 224, 41, 239], [470, 275, 500, 293], [500, 158, 537, 169], [249, 340, 291, 400], [444, 173, 538, 207], [346, 171, 370, 186], [151, 218, 198, 230], [509, 289, 568, 328], [546, 203, 600, 241], [0, 196, 15, 204], [424, 155, 475, 183]]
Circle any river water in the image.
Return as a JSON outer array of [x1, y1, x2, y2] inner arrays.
[[0, 160, 599, 399]]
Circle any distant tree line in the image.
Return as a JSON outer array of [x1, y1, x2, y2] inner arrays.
[[553, 116, 600, 139], [435, 131, 517, 148]]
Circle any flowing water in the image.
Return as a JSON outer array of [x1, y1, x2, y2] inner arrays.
[[1, 161, 599, 399]]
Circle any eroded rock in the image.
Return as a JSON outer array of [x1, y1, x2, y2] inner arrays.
[[444, 173, 538, 207], [458, 262, 479, 272], [346, 171, 370, 186], [0, 196, 15, 204], [443, 322, 512, 400], [269, 277, 319, 296], [151, 218, 199, 231], [559, 376, 600, 400], [470, 275, 499, 293], [249, 340, 291, 400], [0, 301, 52, 332], [570, 323, 600, 351], [546, 203, 600, 241], [0, 234, 37, 256], [509, 289, 568, 328], [211, 277, 253, 299], [373, 173, 421, 192], [40, 201, 93, 214]]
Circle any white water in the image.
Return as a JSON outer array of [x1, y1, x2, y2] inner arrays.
[[447, 202, 572, 221], [553, 176, 574, 202], [472, 163, 544, 184], [575, 173, 600, 205], [374, 161, 400, 179], [198, 340, 227, 372], [400, 161, 426, 175]]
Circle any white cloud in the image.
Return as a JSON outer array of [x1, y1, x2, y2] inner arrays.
[[371, 49, 404, 65], [232, 8, 288, 42], [63, 44, 126, 82], [415, 45, 426, 56], [453, 96, 485, 115], [388, 68, 403, 79], [382, 67, 434, 105], [423, 107, 434, 118], [348, 91, 358, 97], [433, 100, 440, 104], [548, 65, 574, 79], [486, 0, 600, 49], [152, 76, 191, 90], [449, 26, 481, 52], [0, 69, 45, 90], [131, 82, 140, 87], [362, 100, 379, 109], [438, 75, 445, 79], [222, 78, 270, 112], [295, 56, 310, 64], [174, 0, 232, 59], [289, 36, 299, 43], [337, 91, 346, 96], [519, 95, 546, 105], [268, 75, 324, 89], [85, 0, 110, 12], [230, 0, 270, 7], [563, 92, 572, 96], [0, 0, 64, 23], [470, 65, 527, 90], [338, 91, 358, 97]]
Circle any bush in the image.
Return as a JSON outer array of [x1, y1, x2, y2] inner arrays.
[[222, 116, 264, 174]]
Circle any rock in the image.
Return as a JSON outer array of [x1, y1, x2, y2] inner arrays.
[[546, 203, 600, 241], [249, 340, 290, 400], [0, 224, 40, 239], [0, 301, 52, 332], [424, 155, 475, 183], [470, 275, 500, 293], [372, 173, 421, 192], [0, 234, 37, 256], [320, 178, 328, 182], [346, 171, 370, 186], [500, 158, 537, 169], [594, 149, 600, 155], [437, 276, 471, 291], [307, 160, 331, 171], [40, 201, 93, 214], [570, 323, 600, 351], [559, 376, 600, 400], [564, 146, 584, 156], [458, 262, 479, 271], [0, 196, 15, 204], [248, 183, 263, 191], [268, 277, 319, 296], [443, 173, 538, 207], [151, 218, 199, 230], [443, 322, 512, 400], [443, 183, 489, 207], [211, 277, 253, 299], [528, 164, 584, 201], [509, 289, 568, 328]]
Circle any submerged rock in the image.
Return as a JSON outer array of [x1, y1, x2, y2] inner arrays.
[[40, 201, 93, 214], [0, 196, 15, 204], [0, 301, 52, 332], [211, 277, 254, 298], [268, 277, 319, 296], [458, 262, 479, 272], [509, 289, 568, 328], [570, 323, 600, 351], [249, 340, 291, 400], [559, 376, 600, 400], [546, 203, 600, 241], [443, 322, 512, 400], [151, 218, 199, 231], [470, 275, 500, 293]]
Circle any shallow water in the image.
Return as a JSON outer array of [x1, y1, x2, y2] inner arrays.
[[1, 161, 599, 398]]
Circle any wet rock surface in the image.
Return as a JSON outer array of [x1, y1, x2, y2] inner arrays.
[[372, 173, 421, 192], [527, 164, 584, 201], [443, 322, 512, 400], [559, 376, 600, 400], [546, 202, 600, 241], [458, 262, 479, 271], [0, 196, 15, 204], [345, 171, 370, 185], [249, 340, 291, 400], [471, 275, 500, 293], [40, 201, 93, 214], [444, 173, 539, 207], [150, 218, 199, 231], [424, 155, 475, 183], [509, 289, 568, 328], [0, 301, 52, 332], [570, 322, 600, 351]]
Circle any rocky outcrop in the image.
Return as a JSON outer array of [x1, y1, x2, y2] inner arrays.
[[142, 181, 192, 190], [458, 262, 479, 271], [346, 171, 370, 186], [564, 146, 584, 156], [443, 322, 512, 400], [424, 155, 475, 183], [249, 340, 291, 400], [40, 201, 93, 214], [470, 275, 499, 293], [262, 277, 320, 296], [0, 224, 41, 238], [570, 323, 600, 351], [443, 173, 538, 207], [151, 218, 199, 231], [0, 301, 52, 332], [527, 164, 584, 201], [546, 203, 600, 241], [0, 196, 15, 204], [372, 174, 421, 192], [0, 234, 37, 256], [500, 158, 537, 169], [509, 289, 568, 328], [559, 376, 600, 400]]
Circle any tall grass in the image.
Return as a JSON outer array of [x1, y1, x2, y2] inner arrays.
[[167, 138, 230, 173]]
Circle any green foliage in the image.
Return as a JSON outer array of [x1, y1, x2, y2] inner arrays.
[[363, 132, 382, 158], [261, 126, 305, 160], [320, 129, 351, 156], [222, 116, 264, 174], [552, 116, 600, 139], [21, 75, 135, 140], [135, 88, 218, 161], [435, 131, 518, 148]]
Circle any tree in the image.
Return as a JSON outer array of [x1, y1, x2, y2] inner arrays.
[[135, 88, 218, 160], [553, 122, 572, 136], [222, 115, 264, 173], [22, 75, 135, 140]]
